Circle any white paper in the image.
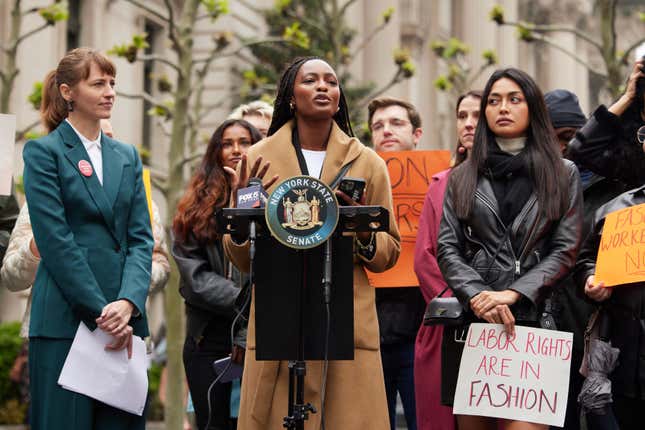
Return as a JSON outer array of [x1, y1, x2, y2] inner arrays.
[[58, 322, 148, 416], [453, 323, 572, 427], [0, 114, 16, 196]]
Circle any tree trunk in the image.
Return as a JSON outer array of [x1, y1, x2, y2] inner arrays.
[[598, 0, 622, 98], [164, 1, 200, 429], [1, 0, 22, 113]]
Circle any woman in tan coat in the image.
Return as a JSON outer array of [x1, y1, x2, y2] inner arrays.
[[224, 56, 400, 429]]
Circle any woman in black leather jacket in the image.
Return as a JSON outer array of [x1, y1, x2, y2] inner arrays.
[[436, 68, 583, 430], [172, 119, 262, 430]]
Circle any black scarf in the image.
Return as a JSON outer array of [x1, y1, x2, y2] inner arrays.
[[484, 142, 533, 226]]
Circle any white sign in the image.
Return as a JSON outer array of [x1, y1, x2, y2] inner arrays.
[[453, 323, 572, 427], [0, 114, 16, 196]]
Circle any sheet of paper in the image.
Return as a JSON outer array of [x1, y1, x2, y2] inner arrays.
[[0, 114, 16, 196], [57, 322, 148, 416]]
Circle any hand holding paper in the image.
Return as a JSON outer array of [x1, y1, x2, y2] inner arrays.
[[58, 322, 148, 416]]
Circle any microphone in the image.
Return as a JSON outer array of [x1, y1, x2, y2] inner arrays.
[[237, 177, 267, 208]]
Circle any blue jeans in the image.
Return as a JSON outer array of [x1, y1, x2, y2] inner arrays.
[[381, 342, 417, 430]]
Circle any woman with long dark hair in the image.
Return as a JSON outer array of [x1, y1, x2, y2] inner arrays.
[[23, 48, 153, 429], [413, 90, 481, 430], [172, 119, 262, 430], [224, 56, 400, 429], [437, 68, 583, 430]]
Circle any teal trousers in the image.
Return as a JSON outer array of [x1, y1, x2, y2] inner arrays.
[[29, 337, 146, 430]]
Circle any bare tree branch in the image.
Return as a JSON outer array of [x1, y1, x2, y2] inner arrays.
[[161, 0, 180, 49], [117, 90, 166, 107], [192, 37, 287, 64], [532, 33, 600, 76], [15, 119, 40, 141], [179, 151, 205, 167], [355, 69, 404, 111], [13, 22, 49, 49], [339, 0, 359, 17], [138, 53, 182, 75], [501, 20, 602, 52], [150, 175, 168, 193], [123, 0, 170, 24]]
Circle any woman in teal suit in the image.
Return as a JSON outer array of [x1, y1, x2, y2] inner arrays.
[[22, 48, 153, 429]]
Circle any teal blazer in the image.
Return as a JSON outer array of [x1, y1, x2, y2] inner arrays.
[[23, 121, 153, 339]]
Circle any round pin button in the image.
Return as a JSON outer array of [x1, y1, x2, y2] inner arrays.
[[78, 160, 93, 177]]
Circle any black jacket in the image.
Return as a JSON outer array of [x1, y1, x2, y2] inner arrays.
[[172, 233, 248, 348], [575, 185, 645, 399], [568, 105, 645, 189], [437, 159, 583, 322], [554, 173, 625, 345]]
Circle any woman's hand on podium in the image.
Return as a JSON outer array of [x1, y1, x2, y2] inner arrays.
[[224, 153, 279, 207]]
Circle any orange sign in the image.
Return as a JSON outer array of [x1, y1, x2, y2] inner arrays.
[[595, 203, 645, 287], [367, 150, 451, 287]]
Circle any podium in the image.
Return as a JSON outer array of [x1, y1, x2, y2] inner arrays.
[[218, 205, 389, 428]]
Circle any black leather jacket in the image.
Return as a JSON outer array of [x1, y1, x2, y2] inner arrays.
[[437, 159, 583, 322], [575, 185, 645, 399], [172, 232, 248, 348]]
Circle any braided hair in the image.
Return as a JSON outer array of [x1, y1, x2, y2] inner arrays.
[[267, 56, 354, 137]]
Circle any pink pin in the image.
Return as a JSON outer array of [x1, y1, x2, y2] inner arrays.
[[78, 160, 93, 177]]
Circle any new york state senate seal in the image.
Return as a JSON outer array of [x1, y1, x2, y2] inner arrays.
[[265, 176, 339, 249]]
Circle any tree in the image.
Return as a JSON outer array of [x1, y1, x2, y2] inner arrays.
[[238, 0, 415, 134], [0, 1, 68, 136], [489, 0, 645, 99], [430, 37, 498, 96]]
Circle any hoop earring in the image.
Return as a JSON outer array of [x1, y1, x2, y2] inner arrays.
[[67, 100, 74, 112]]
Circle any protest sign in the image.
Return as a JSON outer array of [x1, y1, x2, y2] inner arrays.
[[595, 203, 645, 287], [367, 150, 451, 287], [0, 114, 16, 196], [142, 168, 153, 226], [453, 323, 572, 427]]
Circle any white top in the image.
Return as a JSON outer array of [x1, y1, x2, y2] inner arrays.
[[66, 119, 103, 185], [302, 149, 326, 179], [495, 136, 526, 156]]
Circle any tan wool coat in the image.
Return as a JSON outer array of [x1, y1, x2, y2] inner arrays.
[[224, 121, 401, 430]]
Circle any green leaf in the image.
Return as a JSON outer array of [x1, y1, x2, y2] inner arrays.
[[430, 40, 446, 57], [275, 0, 292, 11], [282, 23, 310, 49], [482, 49, 498, 65], [27, 81, 43, 111], [434, 75, 452, 91], [443, 38, 469, 59], [382, 7, 395, 24], [107, 33, 149, 63], [639, 12, 645, 22], [39, 1, 69, 25], [201, 0, 229, 20], [401, 60, 415, 78], [517, 22, 535, 42], [489, 4, 505, 25], [392, 48, 411, 66]]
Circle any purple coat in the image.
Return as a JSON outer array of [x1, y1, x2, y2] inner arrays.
[[413, 169, 455, 430]]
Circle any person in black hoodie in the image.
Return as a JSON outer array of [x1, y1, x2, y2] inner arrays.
[[545, 89, 625, 430], [567, 58, 645, 189]]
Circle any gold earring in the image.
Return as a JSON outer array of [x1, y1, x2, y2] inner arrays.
[[289, 101, 295, 112]]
